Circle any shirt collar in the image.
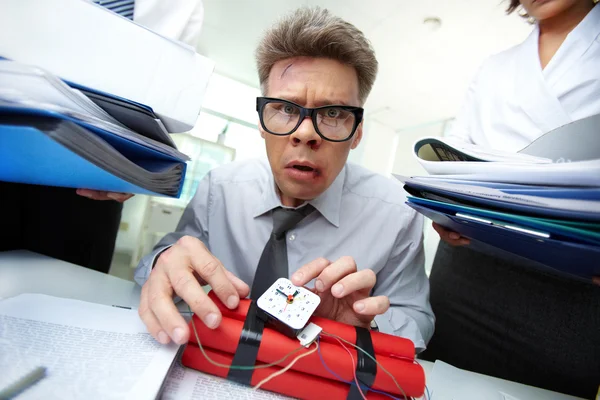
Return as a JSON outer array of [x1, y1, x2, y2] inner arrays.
[[254, 165, 346, 228], [582, 4, 600, 43]]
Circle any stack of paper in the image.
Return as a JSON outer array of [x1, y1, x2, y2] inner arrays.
[[0, 61, 189, 197], [0, 0, 215, 133], [398, 114, 600, 281]]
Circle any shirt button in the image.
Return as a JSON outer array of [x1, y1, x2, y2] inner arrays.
[[289, 234, 296, 241]]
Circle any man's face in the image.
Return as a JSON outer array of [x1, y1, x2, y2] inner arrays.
[[260, 57, 363, 207]]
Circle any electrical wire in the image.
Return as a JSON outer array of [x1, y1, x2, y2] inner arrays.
[[331, 335, 367, 400], [321, 331, 413, 400], [252, 341, 319, 391], [316, 337, 402, 400], [189, 307, 305, 370]]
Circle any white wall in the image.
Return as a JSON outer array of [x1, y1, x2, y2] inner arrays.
[[354, 118, 399, 176]]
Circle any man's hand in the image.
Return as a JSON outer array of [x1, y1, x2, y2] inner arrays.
[[291, 256, 389, 328], [138, 236, 249, 345], [76, 189, 134, 202], [433, 222, 470, 246]]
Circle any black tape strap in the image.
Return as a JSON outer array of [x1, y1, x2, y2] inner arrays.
[[226, 301, 268, 385], [347, 326, 377, 399]]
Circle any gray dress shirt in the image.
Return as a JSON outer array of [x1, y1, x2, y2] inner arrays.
[[135, 158, 434, 350]]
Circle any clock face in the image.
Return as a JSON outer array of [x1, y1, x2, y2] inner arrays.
[[256, 278, 321, 330]]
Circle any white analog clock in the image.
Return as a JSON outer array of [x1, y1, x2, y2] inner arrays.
[[257, 277, 321, 335]]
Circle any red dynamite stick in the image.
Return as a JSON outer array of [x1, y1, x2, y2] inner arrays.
[[208, 291, 416, 361], [185, 314, 425, 397], [182, 343, 396, 400]]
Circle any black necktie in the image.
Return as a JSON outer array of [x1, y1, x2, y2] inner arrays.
[[250, 205, 315, 299], [228, 205, 315, 386]]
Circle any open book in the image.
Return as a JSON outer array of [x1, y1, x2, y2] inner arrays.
[[0, 294, 290, 400], [413, 113, 600, 177]]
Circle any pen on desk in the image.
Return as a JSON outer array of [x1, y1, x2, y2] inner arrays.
[[111, 305, 193, 314], [0, 366, 46, 399]]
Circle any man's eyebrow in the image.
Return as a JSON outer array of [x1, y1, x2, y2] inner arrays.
[[315, 99, 350, 106], [275, 96, 353, 107]]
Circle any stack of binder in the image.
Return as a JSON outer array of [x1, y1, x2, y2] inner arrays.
[[397, 115, 600, 281], [0, 0, 215, 197]]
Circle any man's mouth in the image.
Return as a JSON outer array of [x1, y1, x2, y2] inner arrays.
[[285, 161, 321, 179], [293, 165, 315, 172]]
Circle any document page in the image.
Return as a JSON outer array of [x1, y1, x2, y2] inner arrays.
[[162, 358, 292, 400], [427, 360, 580, 400], [0, 294, 179, 400]]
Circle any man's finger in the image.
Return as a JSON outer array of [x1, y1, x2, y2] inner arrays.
[[291, 257, 331, 286], [225, 270, 250, 298], [174, 236, 241, 311], [147, 268, 190, 345], [107, 192, 134, 202], [313, 256, 358, 294], [76, 188, 108, 200], [138, 282, 170, 344], [353, 295, 390, 316], [330, 268, 376, 298], [433, 222, 470, 246]]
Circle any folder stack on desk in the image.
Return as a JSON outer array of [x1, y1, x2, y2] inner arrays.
[[398, 114, 600, 281], [0, 0, 215, 197]]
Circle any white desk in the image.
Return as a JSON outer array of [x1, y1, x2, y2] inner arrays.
[[0, 250, 583, 400]]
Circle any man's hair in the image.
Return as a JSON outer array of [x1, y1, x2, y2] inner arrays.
[[506, 0, 520, 14], [255, 7, 378, 105]]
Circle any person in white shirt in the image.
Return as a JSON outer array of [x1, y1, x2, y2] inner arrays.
[[134, 7, 434, 352], [420, 1, 600, 398]]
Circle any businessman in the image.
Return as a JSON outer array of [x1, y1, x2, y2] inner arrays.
[[135, 7, 434, 350]]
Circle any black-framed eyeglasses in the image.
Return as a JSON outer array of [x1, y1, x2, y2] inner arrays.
[[256, 97, 364, 142]]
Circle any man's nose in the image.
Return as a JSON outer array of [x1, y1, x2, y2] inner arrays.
[[290, 116, 322, 148]]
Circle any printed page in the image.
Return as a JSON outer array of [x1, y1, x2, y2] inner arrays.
[[414, 137, 551, 164], [0, 293, 179, 400], [427, 360, 580, 400], [162, 358, 293, 400]]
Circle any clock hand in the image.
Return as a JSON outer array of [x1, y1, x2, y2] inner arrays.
[[292, 290, 299, 298], [276, 289, 288, 297]]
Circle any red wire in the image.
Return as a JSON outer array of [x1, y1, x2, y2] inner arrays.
[[332, 336, 368, 400]]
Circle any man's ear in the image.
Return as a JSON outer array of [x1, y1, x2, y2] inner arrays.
[[350, 122, 363, 149]]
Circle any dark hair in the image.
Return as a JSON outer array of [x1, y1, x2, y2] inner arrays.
[[255, 7, 378, 105], [506, 0, 520, 14]]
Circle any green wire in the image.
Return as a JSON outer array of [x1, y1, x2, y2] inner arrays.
[[188, 305, 304, 370]]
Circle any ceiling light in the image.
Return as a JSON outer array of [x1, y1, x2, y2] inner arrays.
[[423, 16, 442, 32]]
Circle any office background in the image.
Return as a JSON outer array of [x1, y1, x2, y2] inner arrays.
[[108, 0, 533, 280]]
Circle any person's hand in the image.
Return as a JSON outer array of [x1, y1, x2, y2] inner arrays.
[[432, 222, 470, 246], [291, 256, 389, 329], [593, 277, 600, 287], [138, 236, 250, 345], [76, 189, 134, 202]]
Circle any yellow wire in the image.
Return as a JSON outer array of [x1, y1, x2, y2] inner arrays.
[[321, 331, 409, 400], [189, 308, 305, 370], [252, 341, 319, 391]]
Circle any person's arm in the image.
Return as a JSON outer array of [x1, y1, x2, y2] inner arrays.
[[134, 172, 249, 346], [445, 63, 485, 145], [434, 63, 488, 247], [372, 209, 434, 352]]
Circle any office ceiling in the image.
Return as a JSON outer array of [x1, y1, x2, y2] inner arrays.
[[196, 0, 532, 131]]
